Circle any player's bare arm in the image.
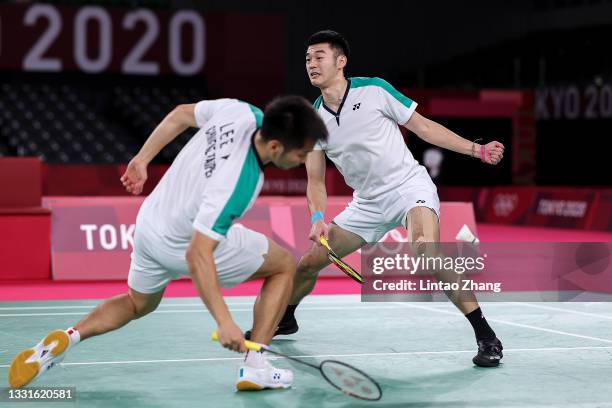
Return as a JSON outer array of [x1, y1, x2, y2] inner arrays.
[[121, 103, 197, 195], [186, 231, 246, 353], [305, 150, 330, 242], [403, 111, 505, 165]]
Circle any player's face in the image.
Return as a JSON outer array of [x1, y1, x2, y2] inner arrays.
[[306, 43, 342, 87], [275, 140, 316, 169]]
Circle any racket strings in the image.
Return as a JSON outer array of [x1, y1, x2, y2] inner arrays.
[[320, 360, 382, 401]]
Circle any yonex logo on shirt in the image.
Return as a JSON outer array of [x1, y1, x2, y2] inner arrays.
[[353, 103, 361, 110], [416, 200, 426, 204]]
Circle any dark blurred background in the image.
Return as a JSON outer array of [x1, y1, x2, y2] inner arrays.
[[1, 0, 611, 190]]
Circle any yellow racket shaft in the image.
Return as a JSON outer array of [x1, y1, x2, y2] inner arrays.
[[320, 236, 364, 284], [320, 236, 342, 258], [211, 331, 264, 352], [319, 236, 333, 253], [330, 254, 365, 283]]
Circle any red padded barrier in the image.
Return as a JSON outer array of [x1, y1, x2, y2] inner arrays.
[[0, 211, 51, 281]]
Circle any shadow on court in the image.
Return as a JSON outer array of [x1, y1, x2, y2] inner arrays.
[[271, 341, 494, 407]]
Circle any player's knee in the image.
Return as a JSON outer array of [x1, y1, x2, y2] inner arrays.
[[134, 302, 157, 319], [296, 253, 323, 277], [129, 292, 159, 319], [275, 247, 296, 278]]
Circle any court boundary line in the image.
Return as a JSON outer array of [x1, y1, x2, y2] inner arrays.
[[394, 303, 612, 345], [4, 302, 612, 345], [0, 305, 400, 317], [512, 302, 612, 320], [2, 345, 611, 368], [0, 297, 364, 311]]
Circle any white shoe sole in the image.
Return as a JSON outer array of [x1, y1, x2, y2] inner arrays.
[[236, 366, 292, 391], [8, 330, 69, 389]]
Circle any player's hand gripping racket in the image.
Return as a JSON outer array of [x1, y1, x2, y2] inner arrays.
[[319, 236, 364, 284], [211, 331, 382, 401]]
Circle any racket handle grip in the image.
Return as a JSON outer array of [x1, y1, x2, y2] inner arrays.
[[319, 236, 331, 251], [211, 331, 263, 352]]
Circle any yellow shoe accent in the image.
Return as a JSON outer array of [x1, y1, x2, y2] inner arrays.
[[236, 380, 264, 391], [8, 349, 39, 389], [44, 330, 69, 356]]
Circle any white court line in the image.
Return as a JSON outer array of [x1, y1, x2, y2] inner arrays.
[[395, 303, 612, 345], [5, 301, 612, 344], [0, 304, 231, 311], [0, 305, 399, 317], [0, 310, 254, 317], [0, 297, 363, 311], [0, 303, 253, 311], [0, 305, 96, 310], [1, 345, 611, 368], [512, 302, 612, 320]]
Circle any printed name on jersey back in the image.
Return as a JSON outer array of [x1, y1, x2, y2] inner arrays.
[[203, 121, 236, 178]]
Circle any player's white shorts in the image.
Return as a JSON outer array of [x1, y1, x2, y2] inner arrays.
[[128, 223, 269, 294], [333, 168, 440, 243]]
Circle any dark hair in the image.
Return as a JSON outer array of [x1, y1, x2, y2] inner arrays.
[[261, 95, 328, 150], [306, 30, 350, 59]]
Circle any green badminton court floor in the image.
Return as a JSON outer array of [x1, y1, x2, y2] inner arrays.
[[1, 295, 612, 407]]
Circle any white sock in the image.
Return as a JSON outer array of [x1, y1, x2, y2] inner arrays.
[[244, 350, 266, 368], [65, 327, 81, 346]]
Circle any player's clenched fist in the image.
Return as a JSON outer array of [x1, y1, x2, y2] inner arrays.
[[482, 141, 504, 165]]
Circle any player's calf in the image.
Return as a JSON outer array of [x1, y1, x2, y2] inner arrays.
[[290, 246, 330, 304], [74, 289, 163, 340], [248, 242, 296, 344]]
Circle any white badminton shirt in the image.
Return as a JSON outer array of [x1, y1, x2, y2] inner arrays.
[[139, 98, 265, 243], [313, 77, 423, 200]]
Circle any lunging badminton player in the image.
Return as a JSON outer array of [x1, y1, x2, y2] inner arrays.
[[8, 96, 327, 390], [251, 30, 505, 367]]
